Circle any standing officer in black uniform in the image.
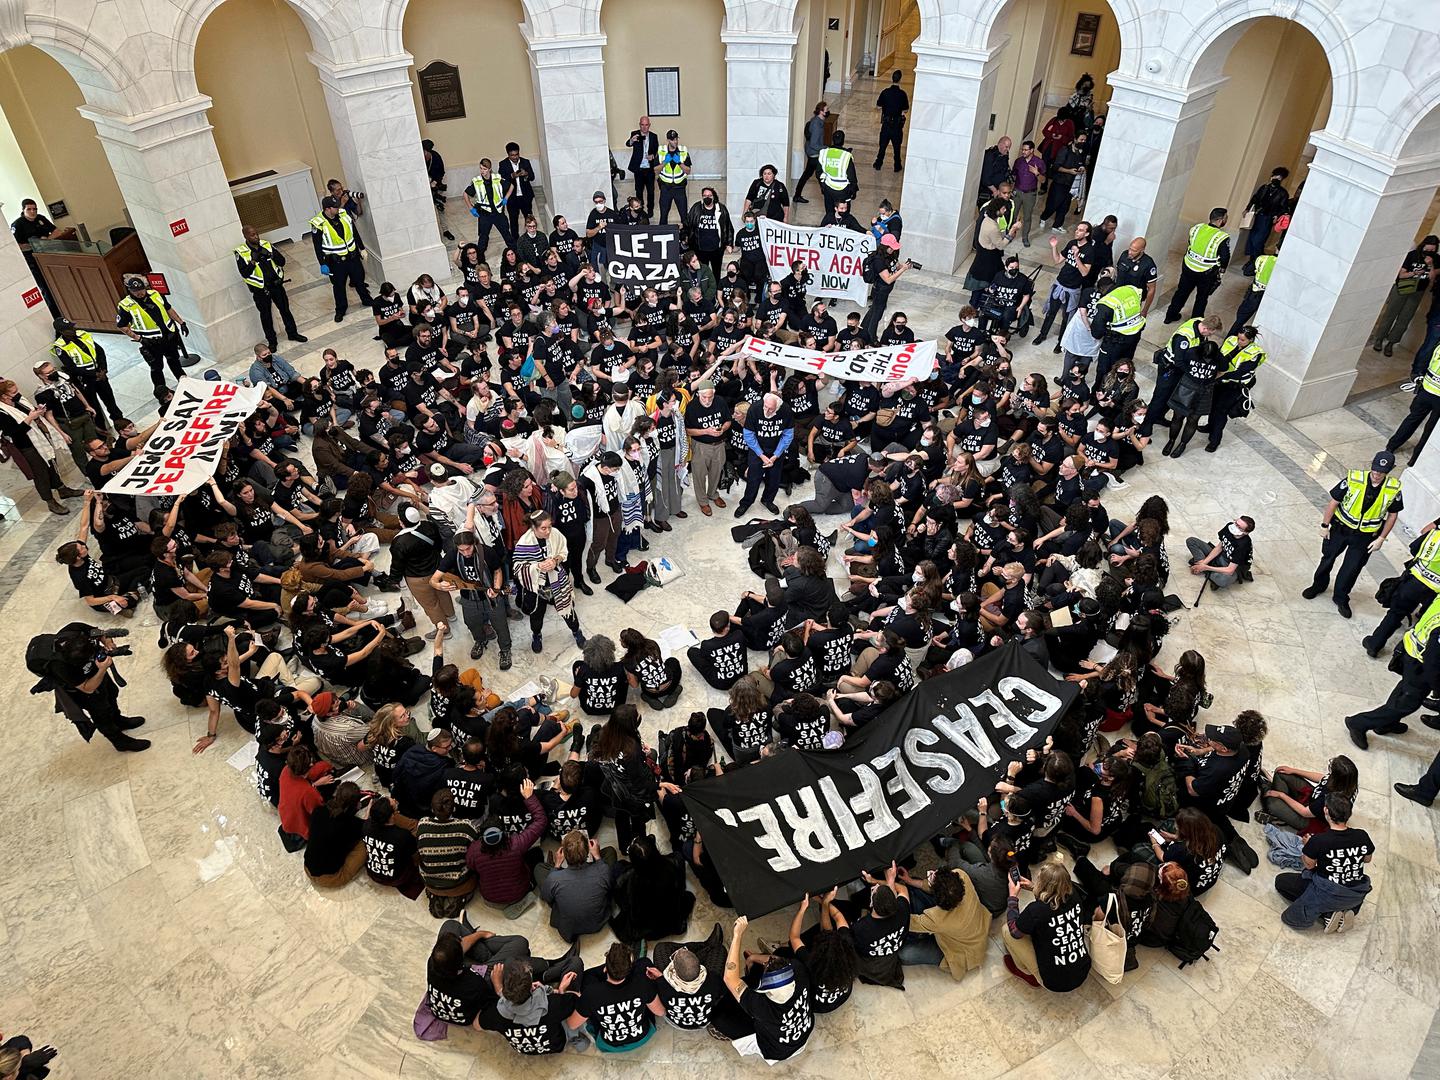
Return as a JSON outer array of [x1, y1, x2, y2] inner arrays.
[[1303, 451, 1403, 619], [235, 225, 307, 350], [310, 196, 372, 323], [874, 70, 909, 171], [499, 142, 536, 239]]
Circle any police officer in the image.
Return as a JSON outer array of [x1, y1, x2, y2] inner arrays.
[[1164, 207, 1231, 323], [1304, 451, 1402, 619], [1139, 314, 1222, 438], [51, 317, 119, 433], [1204, 325, 1266, 452], [1346, 593, 1440, 750], [114, 275, 191, 391], [1363, 519, 1440, 658], [39, 622, 150, 752], [1228, 252, 1274, 337], [309, 196, 372, 323], [817, 129, 858, 217], [1112, 236, 1159, 317], [464, 158, 514, 257], [1385, 339, 1440, 458], [656, 129, 692, 226], [1089, 274, 1146, 386], [235, 224, 307, 350]]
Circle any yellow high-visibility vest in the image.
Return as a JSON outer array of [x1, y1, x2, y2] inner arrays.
[[1403, 594, 1440, 660], [1334, 469, 1401, 534], [235, 240, 283, 290], [1183, 223, 1228, 272], [819, 147, 854, 190], [1096, 286, 1145, 335], [308, 210, 358, 256], [53, 331, 101, 370], [116, 291, 176, 338], [658, 145, 689, 184]]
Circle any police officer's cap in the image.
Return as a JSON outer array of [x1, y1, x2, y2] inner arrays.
[[52, 317, 75, 332], [665, 129, 679, 140], [1371, 450, 1397, 474], [124, 275, 147, 290], [321, 196, 341, 210]]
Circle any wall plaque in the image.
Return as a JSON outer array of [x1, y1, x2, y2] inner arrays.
[[419, 60, 465, 123]]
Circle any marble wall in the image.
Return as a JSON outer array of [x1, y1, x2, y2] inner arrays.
[[724, 30, 798, 197]]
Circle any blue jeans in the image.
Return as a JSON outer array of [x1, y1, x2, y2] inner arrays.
[[1276, 869, 1371, 930], [1244, 214, 1273, 260], [1412, 309, 1440, 378]]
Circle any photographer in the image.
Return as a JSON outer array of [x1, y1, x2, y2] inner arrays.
[[861, 235, 913, 343], [33, 622, 148, 752]]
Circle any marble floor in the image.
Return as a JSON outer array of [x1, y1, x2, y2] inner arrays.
[[2, 83, 1439, 1080]]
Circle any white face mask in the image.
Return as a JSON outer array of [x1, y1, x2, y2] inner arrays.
[[1228, 523, 1245, 537], [963, 318, 977, 329]]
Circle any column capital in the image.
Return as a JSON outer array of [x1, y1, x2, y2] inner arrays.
[[1307, 130, 1440, 197], [521, 27, 607, 62], [78, 95, 215, 149], [721, 28, 799, 48], [308, 52, 416, 96], [1104, 72, 1228, 120]]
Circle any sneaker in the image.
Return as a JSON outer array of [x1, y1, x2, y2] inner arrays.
[[531, 633, 543, 653], [470, 641, 485, 660], [1108, 474, 1128, 489], [1322, 910, 1349, 934], [1252, 810, 1282, 826], [1402, 380, 1419, 392], [499, 649, 512, 671], [536, 676, 559, 704]]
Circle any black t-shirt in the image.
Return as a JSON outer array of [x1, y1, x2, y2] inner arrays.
[[255, 743, 287, 805], [809, 625, 854, 682], [1056, 239, 1095, 288], [539, 786, 603, 840], [820, 453, 870, 493], [852, 897, 911, 958], [684, 398, 728, 443], [573, 661, 628, 715], [444, 766, 492, 819], [365, 821, 418, 880], [479, 991, 579, 1055], [795, 935, 854, 1013], [1303, 828, 1374, 885], [577, 968, 657, 1048], [1015, 892, 1092, 991], [692, 629, 748, 689], [429, 939, 498, 1025], [739, 961, 813, 1060], [655, 969, 726, 1029], [1191, 748, 1248, 805], [770, 654, 818, 703]]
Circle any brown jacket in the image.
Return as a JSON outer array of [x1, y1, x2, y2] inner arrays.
[[313, 428, 364, 480]]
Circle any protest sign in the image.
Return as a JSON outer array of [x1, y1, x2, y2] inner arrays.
[[737, 334, 937, 383], [605, 225, 683, 288], [757, 218, 875, 304]]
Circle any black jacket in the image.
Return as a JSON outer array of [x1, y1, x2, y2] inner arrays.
[[781, 568, 840, 625], [626, 130, 660, 173], [683, 200, 735, 253]]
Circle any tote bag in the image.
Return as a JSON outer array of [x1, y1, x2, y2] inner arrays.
[[1089, 892, 1127, 985]]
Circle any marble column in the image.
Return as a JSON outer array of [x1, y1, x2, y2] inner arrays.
[[524, 32, 612, 224], [78, 97, 253, 363], [724, 29, 797, 201], [896, 42, 1001, 274], [1253, 133, 1440, 420], [310, 54, 449, 288], [1081, 73, 1224, 263], [0, 225, 65, 387]]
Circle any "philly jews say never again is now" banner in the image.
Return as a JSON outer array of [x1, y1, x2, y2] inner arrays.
[[738, 334, 938, 383], [102, 378, 265, 497], [758, 217, 876, 305], [682, 644, 1076, 916]]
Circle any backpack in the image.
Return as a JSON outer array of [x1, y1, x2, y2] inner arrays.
[[862, 254, 879, 285], [1167, 897, 1220, 967], [748, 535, 780, 579], [25, 633, 59, 684], [1135, 755, 1179, 821]]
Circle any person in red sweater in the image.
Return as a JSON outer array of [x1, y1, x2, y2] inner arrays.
[[278, 745, 335, 851], [467, 777, 548, 913]]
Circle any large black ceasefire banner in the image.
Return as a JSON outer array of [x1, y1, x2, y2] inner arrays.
[[683, 644, 1076, 916], [605, 225, 682, 288]]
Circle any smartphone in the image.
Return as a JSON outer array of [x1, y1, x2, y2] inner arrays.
[[1008, 866, 1021, 885], [1148, 829, 1165, 846]]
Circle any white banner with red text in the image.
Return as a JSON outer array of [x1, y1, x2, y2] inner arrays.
[[102, 378, 265, 497], [757, 217, 875, 305], [737, 335, 936, 383]]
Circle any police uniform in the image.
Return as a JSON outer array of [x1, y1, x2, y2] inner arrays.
[[52, 324, 119, 431], [656, 138, 692, 226], [466, 170, 513, 257], [1305, 454, 1403, 615], [1205, 333, 1267, 451], [309, 203, 372, 320], [817, 141, 858, 216], [1346, 594, 1440, 744], [115, 285, 186, 388], [1229, 253, 1274, 336], [1090, 283, 1146, 386], [1386, 341, 1440, 457], [1139, 318, 1206, 437], [1164, 218, 1231, 322], [235, 237, 302, 348], [1364, 524, 1440, 656]]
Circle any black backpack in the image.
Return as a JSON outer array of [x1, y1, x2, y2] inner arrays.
[[26, 633, 59, 685], [1167, 897, 1220, 967]]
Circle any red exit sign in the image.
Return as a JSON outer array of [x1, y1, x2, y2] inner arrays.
[[169, 218, 189, 237], [147, 272, 169, 295], [21, 287, 42, 308]]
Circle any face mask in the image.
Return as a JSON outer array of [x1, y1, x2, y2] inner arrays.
[[745, 222, 757, 230], [703, 197, 714, 207], [920, 435, 933, 447], [971, 394, 984, 405], [912, 571, 925, 584], [1134, 412, 1147, 424], [963, 318, 977, 329], [1228, 522, 1245, 537]]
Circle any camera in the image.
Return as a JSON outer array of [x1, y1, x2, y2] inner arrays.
[[908, 260, 924, 271]]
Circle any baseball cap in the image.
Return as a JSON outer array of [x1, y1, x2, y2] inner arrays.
[[321, 196, 341, 209], [1204, 724, 1242, 750], [309, 691, 338, 716], [1371, 450, 1396, 473], [879, 234, 900, 250], [52, 317, 74, 332], [666, 128, 679, 139], [592, 190, 605, 200], [124, 275, 147, 290]]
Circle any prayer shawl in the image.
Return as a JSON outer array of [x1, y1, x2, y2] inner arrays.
[[0, 396, 57, 462], [601, 400, 643, 451], [582, 459, 644, 535], [513, 526, 574, 616]]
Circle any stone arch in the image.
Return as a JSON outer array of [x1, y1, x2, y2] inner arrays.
[[1390, 82, 1440, 161], [23, 14, 135, 114], [170, 0, 356, 101], [1162, 1, 1357, 137], [912, 0, 1147, 56]]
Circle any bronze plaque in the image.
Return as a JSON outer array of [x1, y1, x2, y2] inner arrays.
[[419, 61, 465, 123]]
